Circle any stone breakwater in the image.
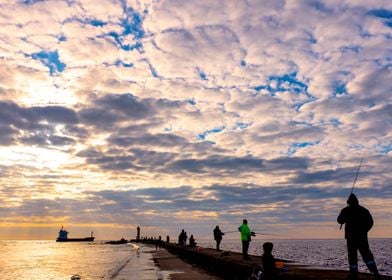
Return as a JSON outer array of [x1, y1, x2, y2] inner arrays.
[[135, 240, 392, 280]]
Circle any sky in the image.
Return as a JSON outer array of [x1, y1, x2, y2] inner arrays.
[[0, 0, 391, 240]]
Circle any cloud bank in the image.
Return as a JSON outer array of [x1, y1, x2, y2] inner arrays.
[[0, 0, 391, 239]]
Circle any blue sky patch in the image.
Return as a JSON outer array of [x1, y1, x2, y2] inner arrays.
[[31, 50, 66, 75], [196, 68, 208, 80], [23, 0, 44, 5], [255, 72, 308, 95], [330, 118, 342, 127], [101, 3, 145, 52], [187, 99, 196, 106], [287, 141, 320, 156], [198, 127, 225, 140], [236, 122, 252, 130], [332, 80, 347, 96], [58, 34, 67, 42], [377, 143, 392, 154], [89, 19, 107, 27], [369, 9, 392, 19], [368, 9, 392, 28], [339, 45, 361, 53], [115, 59, 133, 68], [121, 8, 145, 39]]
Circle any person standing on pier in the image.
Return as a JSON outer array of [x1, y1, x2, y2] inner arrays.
[[178, 229, 186, 246], [213, 225, 224, 251], [337, 193, 380, 280], [238, 219, 253, 259]]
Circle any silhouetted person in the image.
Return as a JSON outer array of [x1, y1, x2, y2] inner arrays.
[[183, 231, 188, 246], [155, 235, 162, 250], [166, 235, 170, 243], [338, 194, 380, 280], [238, 219, 253, 259], [213, 225, 225, 251], [261, 242, 277, 280], [178, 229, 186, 246], [189, 234, 197, 248]]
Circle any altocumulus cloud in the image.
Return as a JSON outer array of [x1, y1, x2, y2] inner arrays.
[[0, 0, 391, 239]]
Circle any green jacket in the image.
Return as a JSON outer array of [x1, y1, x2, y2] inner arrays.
[[238, 223, 251, 241]]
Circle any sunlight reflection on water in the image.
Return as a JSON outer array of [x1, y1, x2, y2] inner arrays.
[[0, 241, 160, 280]]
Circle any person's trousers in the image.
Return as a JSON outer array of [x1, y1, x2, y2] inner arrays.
[[216, 239, 221, 250], [347, 237, 378, 274], [242, 240, 250, 258]]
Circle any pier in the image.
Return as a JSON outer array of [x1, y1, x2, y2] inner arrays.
[[137, 240, 391, 280]]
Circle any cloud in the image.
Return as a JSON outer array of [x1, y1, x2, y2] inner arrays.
[[0, 0, 391, 239]]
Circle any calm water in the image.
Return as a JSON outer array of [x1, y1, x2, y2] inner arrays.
[[198, 238, 392, 276], [0, 241, 164, 280], [0, 239, 391, 279]]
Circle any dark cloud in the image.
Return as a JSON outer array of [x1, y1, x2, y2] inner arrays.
[[293, 167, 371, 185], [108, 133, 189, 148], [82, 183, 392, 226], [77, 147, 178, 172], [0, 101, 79, 146], [95, 94, 151, 118], [0, 125, 17, 145], [78, 108, 120, 128], [166, 155, 263, 174], [129, 148, 178, 167], [164, 155, 308, 175], [27, 106, 78, 124], [79, 93, 154, 129], [266, 157, 309, 170]]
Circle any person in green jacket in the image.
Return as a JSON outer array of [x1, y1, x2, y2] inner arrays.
[[238, 219, 252, 259]]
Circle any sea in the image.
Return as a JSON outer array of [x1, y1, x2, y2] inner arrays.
[[0, 239, 391, 279], [198, 238, 392, 276], [0, 241, 167, 280]]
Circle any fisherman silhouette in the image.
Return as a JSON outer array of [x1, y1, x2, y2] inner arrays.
[[238, 219, 255, 259], [189, 234, 197, 248], [178, 229, 186, 246], [213, 225, 224, 251], [337, 193, 380, 280]]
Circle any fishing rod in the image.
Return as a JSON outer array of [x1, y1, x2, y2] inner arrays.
[[224, 230, 284, 236], [340, 152, 365, 230], [350, 153, 365, 195]]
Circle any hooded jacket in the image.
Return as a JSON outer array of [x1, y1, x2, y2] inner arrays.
[[238, 223, 251, 241], [337, 194, 374, 239]]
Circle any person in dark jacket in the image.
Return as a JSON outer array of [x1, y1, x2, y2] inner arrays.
[[261, 242, 277, 280], [337, 193, 380, 280], [213, 225, 224, 251], [189, 234, 197, 247]]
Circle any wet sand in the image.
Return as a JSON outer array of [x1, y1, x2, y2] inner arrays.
[[153, 249, 223, 280]]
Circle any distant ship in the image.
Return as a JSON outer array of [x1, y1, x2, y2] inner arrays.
[[56, 226, 95, 242]]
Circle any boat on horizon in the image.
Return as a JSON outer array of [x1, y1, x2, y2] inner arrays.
[[56, 226, 95, 242]]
